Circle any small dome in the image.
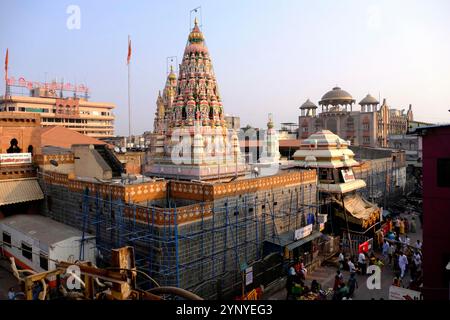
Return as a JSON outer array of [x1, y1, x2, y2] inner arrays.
[[299, 98, 318, 109], [359, 94, 379, 105], [168, 66, 177, 80], [319, 86, 355, 105], [188, 18, 204, 44]]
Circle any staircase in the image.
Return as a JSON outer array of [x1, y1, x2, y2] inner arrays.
[[94, 145, 124, 178]]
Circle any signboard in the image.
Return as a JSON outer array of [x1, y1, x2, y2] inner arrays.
[[6, 76, 89, 93], [245, 267, 253, 286], [389, 286, 422, 300], [294, 224, 313, 241], [0, 153, 32, 165], [341, 168, 355, 183]]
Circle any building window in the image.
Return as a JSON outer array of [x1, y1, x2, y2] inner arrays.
[[363, 123, 370, 130], [437, 158, 450, 188], [363, 137, 370, 144], [2, 232, 11, 247], [302, 127, 308, 133], [21, 242, 33, 262], [8, 107, 15, 111], [39, 253, 49, 271]]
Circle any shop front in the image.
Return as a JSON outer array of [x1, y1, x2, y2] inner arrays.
[[263, 224, 323, 266]]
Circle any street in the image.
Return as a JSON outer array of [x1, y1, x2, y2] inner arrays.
[[268, 212, 423, 300]]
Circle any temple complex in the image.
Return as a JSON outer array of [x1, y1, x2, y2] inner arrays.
[[293, 130, 380, 236], [298, 86, 413, 148], [146, 19, 246, 180]]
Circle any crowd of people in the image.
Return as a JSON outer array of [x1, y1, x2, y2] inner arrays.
[[283, 214, 422, 300]]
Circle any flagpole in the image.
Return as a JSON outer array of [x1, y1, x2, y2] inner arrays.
[[4, 49, 8, 111], [128, 35, 131, 139]]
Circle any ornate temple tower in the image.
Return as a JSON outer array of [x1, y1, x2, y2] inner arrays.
[[146, 19, 246, 180]]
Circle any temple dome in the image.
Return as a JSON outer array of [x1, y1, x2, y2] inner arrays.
[[359, 94, 379, 105], [301, 130, 349, 149], [319, 86, 355, 106], [300, 98, 318, 109]]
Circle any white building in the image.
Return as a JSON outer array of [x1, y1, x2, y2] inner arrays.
[[0, 214, 96, 273]]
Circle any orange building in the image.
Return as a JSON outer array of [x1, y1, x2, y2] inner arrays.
[[1, 81, 115, 138]]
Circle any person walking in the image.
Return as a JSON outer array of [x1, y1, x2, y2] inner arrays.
[[388, 243, 395, 266], [399, 219, 405, 236], [338, 250, 345, 271], [358, 251, 367, 275], [399, 252, 409, 279], [382, 241, 390, 263], [410, 217, 417, 233], [415, 240, 422, 251], [333, 270, 344, 291], [8, 287, 15, 300], [347, 273, 358, 298], [348, 258, 356, 274], [394, 218, 401, 235]]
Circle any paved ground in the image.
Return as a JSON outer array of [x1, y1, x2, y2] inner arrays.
[[268, 212, 423, 300]]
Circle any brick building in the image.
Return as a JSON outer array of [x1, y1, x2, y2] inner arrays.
[[298, 86, 413, 148]]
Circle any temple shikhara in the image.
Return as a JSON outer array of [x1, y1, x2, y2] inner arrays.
[[146, 19, 245, 180]]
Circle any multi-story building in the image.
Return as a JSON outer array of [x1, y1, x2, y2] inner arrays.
[[298, 86, 413, 147], [1, 81, 115, 138], [411, 124, 450, 300]]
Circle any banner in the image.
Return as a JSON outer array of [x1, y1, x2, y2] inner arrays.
[[294, 224, 313, 241], [0, 153, 32, 165], [341, 168, 355, 182], [388, 286, 422, 300]]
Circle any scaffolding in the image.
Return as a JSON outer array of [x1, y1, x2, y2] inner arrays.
[[43, 179, 320, 299]]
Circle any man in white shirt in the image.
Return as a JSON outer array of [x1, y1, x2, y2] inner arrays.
[[358, 252, 366, 275], [415, 240, 422, 251], [413, 252, 422, 271], [338, 251, 345, 270], [399, 252, 408, 278], [405, 236, 411, 246], [348, 259, 356, 274]]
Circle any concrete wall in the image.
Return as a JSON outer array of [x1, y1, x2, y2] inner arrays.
[[72, 144, 112, 180]]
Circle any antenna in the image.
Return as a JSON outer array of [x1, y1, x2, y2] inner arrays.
[[190, 6, 202, 30], [166, 56, 178, 75]]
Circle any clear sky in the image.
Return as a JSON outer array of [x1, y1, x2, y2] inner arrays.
[[1, 0, 450, 135]]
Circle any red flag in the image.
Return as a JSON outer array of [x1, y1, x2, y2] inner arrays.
[[127, 38, 131, 65], [4, 48, 8, 82]]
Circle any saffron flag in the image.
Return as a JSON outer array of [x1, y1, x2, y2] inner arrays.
[[4, 48, 8, 81], [127, 38, 131, 65]]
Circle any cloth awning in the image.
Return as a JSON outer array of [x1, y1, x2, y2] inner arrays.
[[0, 178, 44, 206], [333, 193, 380, 228], [265, 230, 322, 251]]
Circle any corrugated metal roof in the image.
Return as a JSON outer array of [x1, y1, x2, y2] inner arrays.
[[0, 178, 44, 206], [0, 214, 92, 246]]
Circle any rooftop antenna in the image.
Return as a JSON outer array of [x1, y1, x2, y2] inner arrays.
[[190, 6, 202, 30], [166, 56, 178, 75]]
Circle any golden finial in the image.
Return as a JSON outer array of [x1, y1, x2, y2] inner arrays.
[[170, 65, 174, 72], [194, 17, 199, 26]]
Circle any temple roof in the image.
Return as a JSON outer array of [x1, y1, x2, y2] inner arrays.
[[293, 130, 359, 168], [319, 86, 355, 106], [299, 98, 318, 109], [359, 94, 379, 105]]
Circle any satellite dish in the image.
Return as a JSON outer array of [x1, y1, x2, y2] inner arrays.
[[120, 147, 127, 153], [114, 147, 120, 153]]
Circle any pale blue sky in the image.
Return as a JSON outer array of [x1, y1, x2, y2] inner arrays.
[[1, 0, 450, 135]]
